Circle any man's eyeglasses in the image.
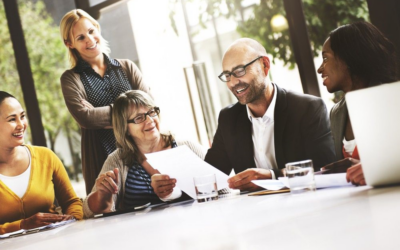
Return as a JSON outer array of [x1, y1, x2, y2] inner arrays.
[[218, 56, 263, 82], [127, 107, 160, 124]]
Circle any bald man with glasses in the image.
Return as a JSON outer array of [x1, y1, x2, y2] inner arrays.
[[205, 38, 336, 191]]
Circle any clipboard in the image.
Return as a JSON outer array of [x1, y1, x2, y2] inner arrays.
[[248, 188, 290, 196]]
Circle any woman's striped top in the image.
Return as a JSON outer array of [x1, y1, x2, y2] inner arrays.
[[123, 141, 178, 208]]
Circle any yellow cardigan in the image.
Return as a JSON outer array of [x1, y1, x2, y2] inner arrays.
[[0, 145, 83, 234]]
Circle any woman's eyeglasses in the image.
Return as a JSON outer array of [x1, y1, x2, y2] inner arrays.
[[127, 107, 160, 124]]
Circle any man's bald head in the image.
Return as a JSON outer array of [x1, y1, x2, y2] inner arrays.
[[219, 38, 272, 108], [222, 38, 267, 65]]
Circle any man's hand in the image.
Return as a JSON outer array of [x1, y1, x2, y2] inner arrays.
[[227, 168, 272, 191]]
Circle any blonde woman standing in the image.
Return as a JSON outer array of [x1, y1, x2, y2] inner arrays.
[[59, 9, 151, 194]]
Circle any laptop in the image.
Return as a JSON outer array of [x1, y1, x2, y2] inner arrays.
[[346, 81, 400, 186]]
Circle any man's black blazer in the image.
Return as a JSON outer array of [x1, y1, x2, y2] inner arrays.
[[205, 84, 336, 177]]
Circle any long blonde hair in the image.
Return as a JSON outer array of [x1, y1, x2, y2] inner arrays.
[[113, 90, 173, 165], [59, 9, 110, 68]]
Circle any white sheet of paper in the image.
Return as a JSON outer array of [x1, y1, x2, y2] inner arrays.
[[315, 173, 353, 188], [252, 173, 352, 190], [145, 145, 229, 199], [278, 173, 352, 189], [251, 180, 287, 191]]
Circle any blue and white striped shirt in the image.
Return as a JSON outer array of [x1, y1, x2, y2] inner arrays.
[[123, 141, 178, 208]]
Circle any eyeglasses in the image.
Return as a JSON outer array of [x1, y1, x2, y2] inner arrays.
[[218, 56, 263, 82], [127, 107, 160, 124]]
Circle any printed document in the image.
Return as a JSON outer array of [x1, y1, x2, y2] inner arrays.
[[145, 145, 229, 198]]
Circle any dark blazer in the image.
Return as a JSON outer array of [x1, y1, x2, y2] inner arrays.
[[205, 84, 336, 176], [329, 98, 347, 161]]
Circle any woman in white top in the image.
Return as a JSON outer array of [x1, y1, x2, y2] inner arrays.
[[0, 91, 82, 235]]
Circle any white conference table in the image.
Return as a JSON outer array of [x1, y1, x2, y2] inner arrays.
[[2, 185, 400, 250]]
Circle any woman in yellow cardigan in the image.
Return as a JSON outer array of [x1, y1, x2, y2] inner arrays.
[[0, 91, 83, 235]]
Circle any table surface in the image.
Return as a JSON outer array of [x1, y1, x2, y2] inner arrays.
[[2, 185, 400, 250]]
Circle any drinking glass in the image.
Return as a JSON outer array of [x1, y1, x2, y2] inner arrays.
[[193, 174, 219, 203], [285, 159, 316, 194]]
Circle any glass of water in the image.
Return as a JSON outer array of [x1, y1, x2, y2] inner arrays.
[[193, 174, 218, 203], [285, 159, 316, 194]]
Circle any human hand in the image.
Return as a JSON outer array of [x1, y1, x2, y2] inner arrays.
[[227, 168, 272, 191], [151, 174, 176, 199], [95, 168, 119, 195], [21, 213, 70, 230], [346, 162, 366, 186], [321, 158, 359, 174], [81, 99, 94, 109]]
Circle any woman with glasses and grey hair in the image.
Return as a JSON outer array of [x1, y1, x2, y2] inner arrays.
[[83, 90, 206, 217]]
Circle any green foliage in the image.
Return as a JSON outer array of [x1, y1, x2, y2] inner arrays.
[[239, 0, 294, 67], [191, 0, 369, 68], [0, 1, 80, 151], [169, 0, 180, 36]]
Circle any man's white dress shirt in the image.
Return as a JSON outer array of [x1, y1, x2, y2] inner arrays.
[[246, 84, 278, 179]]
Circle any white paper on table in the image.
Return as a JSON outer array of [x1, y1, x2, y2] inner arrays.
[[251, 173, 352, 190], [251, 180, 287, 191], [278, 173, 352, 189], [145, 145, 229, 199], [315, 173, 353, 188]]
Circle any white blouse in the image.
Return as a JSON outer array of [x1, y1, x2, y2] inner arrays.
[[0, 146, 31, 198]]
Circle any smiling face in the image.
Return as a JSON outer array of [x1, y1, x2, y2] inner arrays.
[[317, 38, 353, 93], [67, 17, 102, 62], [127, 106, 161, 145], [0, 98, 27, 148], [222, 45, 268, 105]]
